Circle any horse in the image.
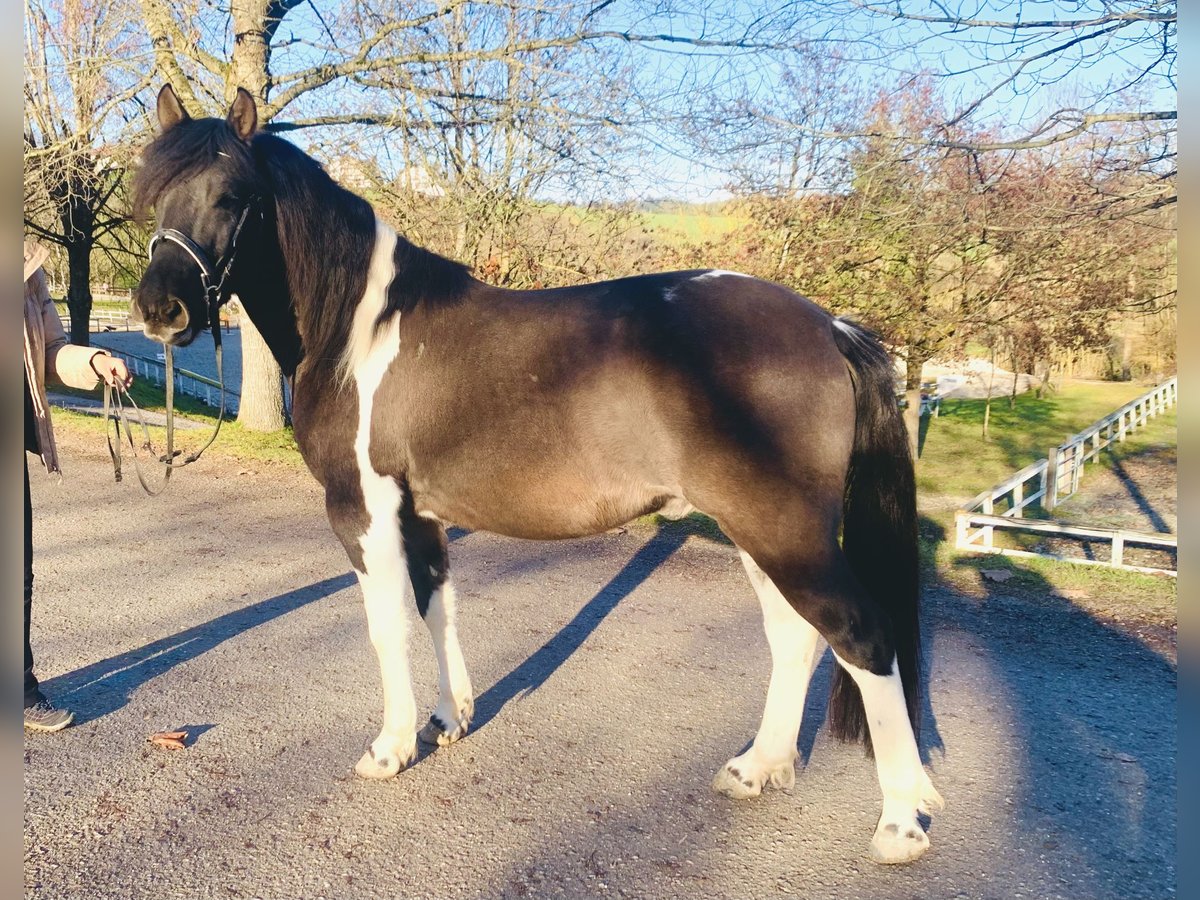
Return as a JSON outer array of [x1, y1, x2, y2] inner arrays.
[[131, 84, 942, 865]]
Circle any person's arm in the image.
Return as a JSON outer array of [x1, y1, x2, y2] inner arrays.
[[35, 272, 132, 389]]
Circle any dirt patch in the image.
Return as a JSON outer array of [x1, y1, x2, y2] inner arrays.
[[1030, 442, 1177, 573], [1056, 445, 1176, 534]]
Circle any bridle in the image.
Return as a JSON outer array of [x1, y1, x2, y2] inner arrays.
[[148, 198, 256, 312], [104, 197, 259, 495]]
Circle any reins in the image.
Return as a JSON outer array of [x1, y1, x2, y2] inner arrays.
[[104, 199, 257, 495]]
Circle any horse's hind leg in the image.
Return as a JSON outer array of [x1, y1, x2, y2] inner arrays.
[[399, 511, 474, 747], [417, 579, 474, 745], [712, 549, 826, 799], [832, 651, 943, 864], [718, 528, 941, 863]]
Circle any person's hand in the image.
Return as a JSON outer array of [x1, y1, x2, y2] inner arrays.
[[90, 352, 133, 389]]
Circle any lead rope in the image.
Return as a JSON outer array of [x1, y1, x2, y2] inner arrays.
[[118, 197, 254, 494], [103, 303, 227, 495]]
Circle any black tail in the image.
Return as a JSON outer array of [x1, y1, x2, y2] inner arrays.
[[827, 317, 921, 752]]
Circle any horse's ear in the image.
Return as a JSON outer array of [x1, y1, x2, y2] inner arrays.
[[156, 84, 190, 132], [226, 88, 258, 142]]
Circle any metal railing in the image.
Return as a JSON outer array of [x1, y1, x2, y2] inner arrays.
[[954, 376, 1177, 575], [105, 349, 238, 411], [59, 310, 138, 333]]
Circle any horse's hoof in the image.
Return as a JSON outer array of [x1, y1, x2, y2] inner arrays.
[[353, 740, 413, 780], [918, 782, 945, 814], [869, 820, 930, 864], [711, 755, 795, 800], [418, 699, 474, 747], [417, 718, 466, 747]]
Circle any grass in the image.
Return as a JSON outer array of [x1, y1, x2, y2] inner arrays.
[[916, 380, 1158, 516], [939, 547, 1176, 623], [638, 209, 744, 244], [51, 381, 302, 466], [54, 299, 130, 315], [917, 380, 1176, 620]]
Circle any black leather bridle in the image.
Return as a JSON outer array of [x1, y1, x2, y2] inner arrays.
[[104, 198, 259, 495], [147, 198, 257, 315]]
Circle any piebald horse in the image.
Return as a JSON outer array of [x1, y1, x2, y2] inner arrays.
[[132, 85, 942, 864]]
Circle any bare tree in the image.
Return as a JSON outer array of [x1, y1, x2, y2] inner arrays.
[[24, 0, 151, 344], [809, 1, 1176, 218], [130, 0, 818, 430]]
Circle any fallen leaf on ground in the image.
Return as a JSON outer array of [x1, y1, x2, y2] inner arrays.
[[148, 730, 189, 750], [980, 569, 1013, 583]]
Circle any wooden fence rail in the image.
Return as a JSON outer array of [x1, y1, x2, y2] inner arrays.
[[954, 376, 1177, 575]]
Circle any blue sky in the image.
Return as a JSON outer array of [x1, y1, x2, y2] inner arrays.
[[606, 1, 1177, 200]]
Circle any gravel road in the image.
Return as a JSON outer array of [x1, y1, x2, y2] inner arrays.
[[24, 427, 1176, 899]]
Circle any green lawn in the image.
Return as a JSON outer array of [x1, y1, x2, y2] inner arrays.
[[918, 380, 1176, 616], [916, 380, 1160, 518], [51, 382, 302, 466], [638, 209, 745, 244], [53, 298, 131, 311]]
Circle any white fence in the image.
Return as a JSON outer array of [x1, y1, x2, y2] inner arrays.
[[60, 309, 138, 333], [107, 349, 238, 411], [1045, 377, 1177, 511], [954, 377, 1177, 575]]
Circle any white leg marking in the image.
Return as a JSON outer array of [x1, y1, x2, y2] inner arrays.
[[418, 579, 475, 746], [713, 551, 826, 799], [832, 653, 944, 864], [346, 222, 418, 780]]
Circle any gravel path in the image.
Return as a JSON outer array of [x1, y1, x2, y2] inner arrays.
[[24, 427, 1176, 899]]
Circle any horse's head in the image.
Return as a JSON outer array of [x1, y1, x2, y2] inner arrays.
[[132, 84, 264, 345]]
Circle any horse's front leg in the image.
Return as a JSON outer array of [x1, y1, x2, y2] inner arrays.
[[327, 485, 418, 779], [399, 511, 475, 747]]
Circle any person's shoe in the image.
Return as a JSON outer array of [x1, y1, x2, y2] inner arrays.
[[23, 701, 74, 733]]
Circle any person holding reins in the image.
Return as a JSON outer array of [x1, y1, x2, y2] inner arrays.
[[23, 240, 133, 731]]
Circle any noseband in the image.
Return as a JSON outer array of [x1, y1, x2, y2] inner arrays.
[[147, 198, 258, 314], [105, 198, 260, 495]]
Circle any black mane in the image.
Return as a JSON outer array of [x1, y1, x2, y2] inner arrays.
[[134, 118, 472, 374], [132, 118, 257, 221]]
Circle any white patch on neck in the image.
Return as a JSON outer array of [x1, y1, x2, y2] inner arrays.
[[340, 220, 399, 387], [346, 218, 404, 567]]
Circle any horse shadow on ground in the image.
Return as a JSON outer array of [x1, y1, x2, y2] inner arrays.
[[480, 523, 1175, 898], [922, 515, 1175, 895], [467, 520, 697, 735], [49, 512, 946, 778], [448, 515, 944, 773], [41, 572, 357, 725]]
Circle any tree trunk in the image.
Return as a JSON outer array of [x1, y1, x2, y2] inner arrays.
[[229, 0, 285, 431], [66, 239, 93, 347], [238, 322, 287, 428], [982, 345, 997, 441], [1009, 345, 1019, 411], [903, 349, 926, 460]]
